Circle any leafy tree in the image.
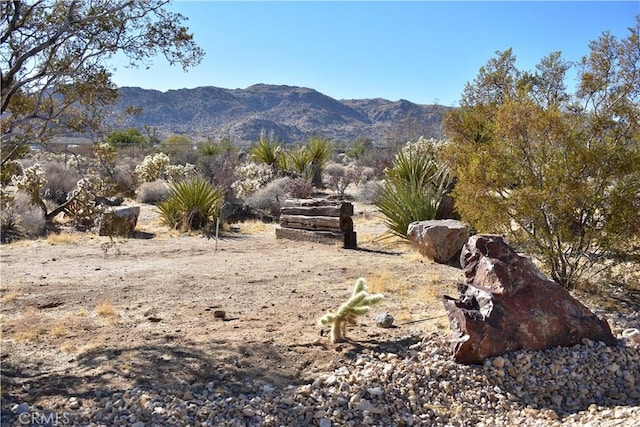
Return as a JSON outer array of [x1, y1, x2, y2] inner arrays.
[[443, 19, 640, 289], [1, 0, 204, 163], [106, 128, 148, 146]]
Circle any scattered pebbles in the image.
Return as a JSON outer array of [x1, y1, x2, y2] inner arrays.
[[5, 313, 639, 426]]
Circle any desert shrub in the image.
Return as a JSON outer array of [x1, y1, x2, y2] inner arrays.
[[110, 163, 137, 197], [12, 164, 48, 216], [356, 180, 383, 204], [12, 193, 46, 237], [325, 163, 362, 199], [287, 177, 314, 199], [136, 180, 170, 204], [0, 193, 46, 243], [231, 162, 275, 199], [197, 153, 239, 199], [1, 160, 23, 185], [443, 29, 640, 289], [245, 177, 291, 219], [157, 176, 223, 232], [375, 140, 452, 238], [134, 153, 170, 183], [40, 160, 82, 204], [161, 135, 199, 165], [0, 208, 22, 243], [62, 178, 104, 230], [134, 152, 196, 184]]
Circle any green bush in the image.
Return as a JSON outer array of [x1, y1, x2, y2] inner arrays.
[[443, 25, 640, 289], [375, 140, 452, 238], [157, 176, 223, 232]]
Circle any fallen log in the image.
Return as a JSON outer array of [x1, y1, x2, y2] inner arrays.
[[280, 215, 353, 232]]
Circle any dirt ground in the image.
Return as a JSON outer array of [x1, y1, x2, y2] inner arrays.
[[1, 202, 469, 410]]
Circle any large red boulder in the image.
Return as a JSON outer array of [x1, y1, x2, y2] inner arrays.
[[442, 234, 616, 364]]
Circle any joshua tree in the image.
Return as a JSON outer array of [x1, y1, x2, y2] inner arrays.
[[318, 278, 384, 343]]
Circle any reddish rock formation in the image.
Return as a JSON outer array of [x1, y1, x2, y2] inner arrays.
[[442, 234, 616, 364]]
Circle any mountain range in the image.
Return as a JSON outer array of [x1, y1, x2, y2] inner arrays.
[[108, 84, 451, 145]]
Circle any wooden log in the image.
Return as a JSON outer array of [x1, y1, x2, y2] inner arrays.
[[282, 199, 342, 207], [275, 227, 357, 249], [280, 215, 353, 232], [280, 204, 353, 217]]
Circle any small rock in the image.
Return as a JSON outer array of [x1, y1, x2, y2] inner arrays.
[[182, 390, 194, 400], [131, 422, 145, 427], [622, 328, 640, 344], [376, 312, 394, 328], [242, 407, 256, 417], [69, 398, 80, 410], [14, 402, 30, 414], [492, 357, 506, 368], [318, 418, 332, 427], [213, 310, 226, 319]]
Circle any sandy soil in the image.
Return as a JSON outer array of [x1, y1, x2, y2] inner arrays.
[[1, 203, 466, 409]]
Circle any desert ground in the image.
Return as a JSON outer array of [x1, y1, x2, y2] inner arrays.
[[1, 203, 467, 411], [2, 201, 639, 426]]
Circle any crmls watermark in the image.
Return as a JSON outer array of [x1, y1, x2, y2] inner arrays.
[[18, 411, 71, 426]]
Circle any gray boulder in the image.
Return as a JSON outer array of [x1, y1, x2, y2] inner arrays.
[[98, 206, 140, 237]]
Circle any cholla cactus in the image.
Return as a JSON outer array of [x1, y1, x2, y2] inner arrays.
[[135, 153, 171, 182], [318, 278, 384, 343]]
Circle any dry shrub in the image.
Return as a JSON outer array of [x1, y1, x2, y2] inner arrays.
[[355, 180, 383, 204], [136, 179, 170, 204], [1, 193, 46, 242], [237, 220, 275, 235], [95, 300, 120, 324], [41, 160, 81, 204], [13, 193, 46, 237], [245, 177, 291, 218], [47, 232, 81, 244], [367, 270, 406, 296], [287, 178, 314, 199]]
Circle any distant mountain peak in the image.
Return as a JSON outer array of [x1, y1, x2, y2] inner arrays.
[[110, 84, 450, 144]]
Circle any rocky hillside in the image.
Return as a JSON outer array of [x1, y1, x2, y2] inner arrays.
[[107, 84, 451, 144]]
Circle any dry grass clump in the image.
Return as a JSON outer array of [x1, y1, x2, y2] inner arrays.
[[236, 220, 275, 235], [47, 232, 81, 244], [95, 300, 120, 324]]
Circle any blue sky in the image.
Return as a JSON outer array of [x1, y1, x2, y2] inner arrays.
[[110, 1, 639, 106]]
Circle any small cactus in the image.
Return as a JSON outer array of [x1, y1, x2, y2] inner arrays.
[[318, 278, 384, 343]]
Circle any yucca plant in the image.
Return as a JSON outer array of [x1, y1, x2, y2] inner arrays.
[[249, 133, 286, 173], [158, 176, 223, 232], [306, 135, 332, 187], [375, 143, 452, 238], [287, 146, 313, 180]]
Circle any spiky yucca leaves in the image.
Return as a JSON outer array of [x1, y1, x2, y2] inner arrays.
[[158, 176, 222, 232], [375, 145, 452, 238], [249, 134, 286, 173], [318, 278, 384, 343], [307, 135, 332, 187]]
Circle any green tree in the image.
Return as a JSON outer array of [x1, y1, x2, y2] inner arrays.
[[106, 128, 148, 146], [443, 19, 640, 289], [1, 0, 204, 163]]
